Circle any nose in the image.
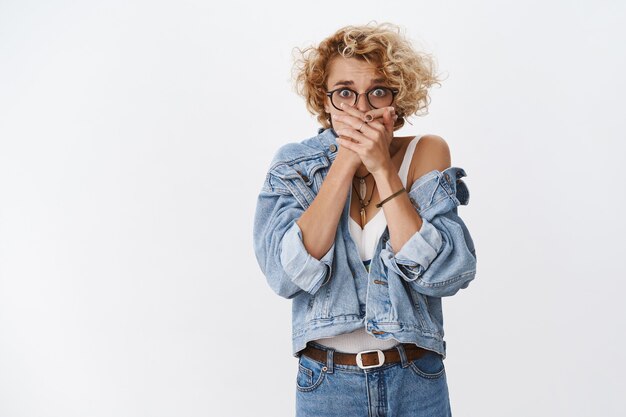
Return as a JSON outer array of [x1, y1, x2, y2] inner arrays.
[[355, 93, 372, 112]]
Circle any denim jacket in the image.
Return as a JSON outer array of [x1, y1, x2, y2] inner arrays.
[[252, 127, 477, 358]]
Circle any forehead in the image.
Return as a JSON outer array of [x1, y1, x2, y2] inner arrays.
[[326, 56, 384, 84]]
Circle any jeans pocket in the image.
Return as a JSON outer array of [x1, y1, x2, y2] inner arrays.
[[408, 350, 446, 379], [296, 354, 327, 392]]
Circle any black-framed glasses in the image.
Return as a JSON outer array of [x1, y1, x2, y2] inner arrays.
[[325, 86, 399, 111]]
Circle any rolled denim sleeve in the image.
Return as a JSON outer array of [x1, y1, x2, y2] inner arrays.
[[280, 221, 334, 295], [253, 173, 334, 299], [380, 218, 442, 281], [380, 167, 477, 297]]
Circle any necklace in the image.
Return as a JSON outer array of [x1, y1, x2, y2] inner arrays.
[[352, 172, 376, 226], [354, 171, 371, 200]]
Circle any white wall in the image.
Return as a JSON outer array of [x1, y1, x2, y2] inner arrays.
[[1, 1, 624, 416]]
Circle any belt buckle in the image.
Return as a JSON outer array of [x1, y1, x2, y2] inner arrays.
[[355, 349, 385, 370]]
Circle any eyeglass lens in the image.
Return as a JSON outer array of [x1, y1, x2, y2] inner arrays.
[[332, 87, 394, 109]]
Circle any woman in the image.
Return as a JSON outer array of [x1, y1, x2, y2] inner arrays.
[[253, 22, 477, 416]]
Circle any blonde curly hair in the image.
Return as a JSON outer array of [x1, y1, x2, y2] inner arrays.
[[292, 22, 442, 130]]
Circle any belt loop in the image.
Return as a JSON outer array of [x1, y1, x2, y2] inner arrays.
[[326, 347, 334, 374], [396, 343, 409, 368]]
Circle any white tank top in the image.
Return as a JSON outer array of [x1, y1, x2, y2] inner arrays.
[[312, 136, 421, 353]]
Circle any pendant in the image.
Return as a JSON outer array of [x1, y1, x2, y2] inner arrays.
[[360, 207, 367, 226], [359, 178, 367, 200]]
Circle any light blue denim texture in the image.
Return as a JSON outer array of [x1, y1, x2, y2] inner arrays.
[[253, 127, 477, 358], [295, 341, 452, 417]]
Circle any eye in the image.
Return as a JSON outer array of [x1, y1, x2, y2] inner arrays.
[[337, 89, 355, 98], [370, 87, 389, 97]]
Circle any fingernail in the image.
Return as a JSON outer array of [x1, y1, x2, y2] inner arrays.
[[340, 102, 345, 108]]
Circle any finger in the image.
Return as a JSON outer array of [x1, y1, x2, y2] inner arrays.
[[340, 102, 365, 120], [339, 102, 396, 125], [381, 107, 398, 132], [383, 107, 398, 132], [361, 118, 385, 131], [360, 111, 390, 134], [339, 103, 380, 133], [340, 101, 396, 120], [334, 114, 376, 136], [336, 136, 363, 155], [359, 109, 395, 137], [364, 107, 395, 122], [336, 128, 371, 146]]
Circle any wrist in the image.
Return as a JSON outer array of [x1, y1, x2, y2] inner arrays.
[[371, 160, 394, 180], [335, 149, 360, 171], [372, 161, 404, 200], [332, 152, 359, 176]]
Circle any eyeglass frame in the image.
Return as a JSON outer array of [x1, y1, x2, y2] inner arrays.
[[325, 86, 399, 111]]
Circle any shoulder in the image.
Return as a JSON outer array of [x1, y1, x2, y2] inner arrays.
[[269, 139, 324, 168], [408, 134, 452, 187], [271, 142, 308, 162], [266, 134, 331, 181]]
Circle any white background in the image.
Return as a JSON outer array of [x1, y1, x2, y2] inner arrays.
[[1, 1, 625, 416]]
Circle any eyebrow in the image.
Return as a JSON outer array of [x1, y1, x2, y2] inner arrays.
[[331, 77, 387, 88]]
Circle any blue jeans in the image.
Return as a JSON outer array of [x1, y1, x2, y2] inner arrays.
[[295, 341, 452, 417]]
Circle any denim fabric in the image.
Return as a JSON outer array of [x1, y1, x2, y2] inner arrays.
[[295, 341, 452, 417], [252, 127, 477, 358]]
